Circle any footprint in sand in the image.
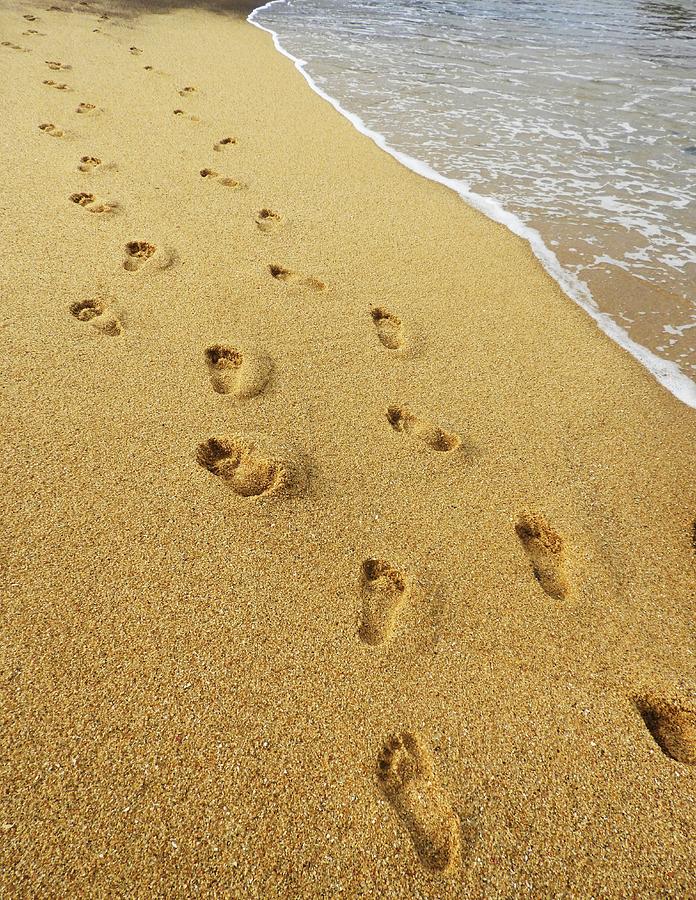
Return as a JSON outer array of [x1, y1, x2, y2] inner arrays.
[[69, 298, 121, 335], [213, 136, 237, 152], [178, 85, 196, 97], [269, 264, 325, 292], [515, 512, 569, 600], [45, 59, 71, 70], [196, 435, 298, 498], [23, 13, 38, 20], [204, 344, 272, 398], [255, 208, 282, 232], [199, 168, 244, 189], [38, 122, 64, 137], [43, 79, 69, 90], [371, 306, 405, 350], [76, 101, 101, 116], [173, 108, 200, 122], [123, 240, 174, 273], [69, 192, 118, 214], [129, 46, 142, 55], [377, 731, 461, 873], [2, 41, 30, 51], [635, 694, 696, 765], [386, 406, 460, 453], [23, 29, 45, 35], [358, 559, 410, 646], [78, 155, 101, 172]]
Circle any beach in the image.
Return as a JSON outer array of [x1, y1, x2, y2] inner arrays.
[[1, 1, 695, 896]]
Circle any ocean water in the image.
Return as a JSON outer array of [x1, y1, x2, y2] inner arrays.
[[250, 0, 696, 407]]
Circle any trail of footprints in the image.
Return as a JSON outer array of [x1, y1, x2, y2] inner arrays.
[[32, 18, 696, 879]]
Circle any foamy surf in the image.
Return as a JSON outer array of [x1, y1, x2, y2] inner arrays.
[[249, 0, 696, 410]]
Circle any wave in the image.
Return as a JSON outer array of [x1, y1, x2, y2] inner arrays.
[[248, 0, 696, 410]]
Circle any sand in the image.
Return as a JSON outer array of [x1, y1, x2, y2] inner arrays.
[[1, 1, 695, 896]]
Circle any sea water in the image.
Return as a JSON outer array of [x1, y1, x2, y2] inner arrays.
[[250, 0, 696, 407]]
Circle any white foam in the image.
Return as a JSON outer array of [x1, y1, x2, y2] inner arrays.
[[248, 0, 696, 410]]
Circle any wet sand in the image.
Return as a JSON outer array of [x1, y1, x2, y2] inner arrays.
[[1, 1, 695, 896]]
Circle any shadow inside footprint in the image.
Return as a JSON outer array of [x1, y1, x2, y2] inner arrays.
[[515, 512, 569, 600], [69, 298, 121, 335], [371, 306, 405, 350], [196, 435, 290, 497], [635, 695, 696, 764], [377, 731, 461, 873], [204, 344, 271, 399], [358, 559, 410, 646], [386, 406, 460, 453]]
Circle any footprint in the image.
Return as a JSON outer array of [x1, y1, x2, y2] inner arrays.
[[43, 79, 69, 90], [377, 731, 461, 873], [23, 29, 45, 35], [76, 102, 100, 115], [371, 307, 405, 350], [129, 46, 142, 54], [269, 264, 325, 292], [178, 85, 196, 97], [515, 512, 569, 600], [69, 298, 121, 335], [173, 109, 200, 122], [23, 13, 38, 20], [196, 435, 294, 498], [78, 155, 101, 172], [2, 41, 30, 51], [358, 559, 410, 646], [38, 122, 64, 137], [69, 192, 118, 214], [386, 406, 460, 453], [123, 240, 174, 273], [255, 208, 281, 232], [204, 344, 272, 398], [45, 59, 71, 70], [635, 694, 696, 765], [213, 136, 237, 152], [199, 168, 243, 189]]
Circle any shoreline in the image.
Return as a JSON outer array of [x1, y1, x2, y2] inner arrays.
[[248, 0, 696, 411], [1, 1, 695, 897]]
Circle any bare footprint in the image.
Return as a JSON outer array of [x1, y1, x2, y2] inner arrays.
[[386, 406, 460, 453], [269, 264, 325, 292], [78, 155, 101, 172], [515, 512, 569, 600], [635, 694, 696, 765], [123, 240, 174, 273], [76, 101, 101, 115], [371, 306, 405, 350], [213, 136, 237, 152], [129, 46, 142, 54], [38, 122, 64, 137], [204, 345, 272, 398], [377, 731, 461, 873], [178, 85, 196, 97], [199, 168, 243, 189], [358, 559, 410, 646], [173, 109, 200, 122], [45, 59, 71, 70], [196, 435, 296, 498], [69, 298, 121, 335], [43, 79, 69, 90], [23, 13, 38, 20], [2, 41, 30, 51], [69, 192, 118, 214], [255, 208, 282, 232]]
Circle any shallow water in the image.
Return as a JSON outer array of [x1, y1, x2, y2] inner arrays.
[[252, 0, 696, 405]]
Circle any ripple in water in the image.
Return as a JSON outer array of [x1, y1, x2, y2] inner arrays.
[[253, 0, 696, 405]]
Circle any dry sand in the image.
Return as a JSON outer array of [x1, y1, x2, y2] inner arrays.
[[1, 1, 695, 896]]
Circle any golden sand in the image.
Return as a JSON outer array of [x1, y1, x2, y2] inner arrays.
[[1, 1, 695, 895]]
